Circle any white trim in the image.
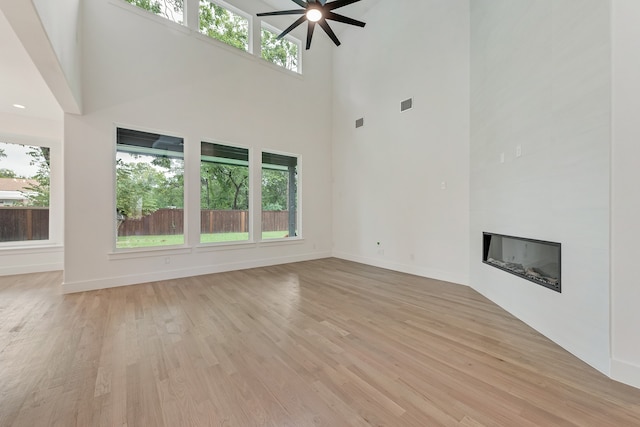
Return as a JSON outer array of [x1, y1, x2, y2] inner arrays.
[[0, 243, 62, 254], [332, 251, 470, 287], [0, 245, 63, 276], [108, 246, 192, 260], [63, 251, 332, 294], [611, 358, 640, 390], [196, 241, 256, 252], [0, 261, 63, 276], [259, 237, 304, 247]]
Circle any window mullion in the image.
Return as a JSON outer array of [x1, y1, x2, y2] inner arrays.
[[185, 0, 199, 31]]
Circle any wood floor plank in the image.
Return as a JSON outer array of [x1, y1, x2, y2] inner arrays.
[[1, 259, 640, 426]]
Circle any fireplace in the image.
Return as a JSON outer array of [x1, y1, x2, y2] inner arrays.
[[483, 232, 561, 292]]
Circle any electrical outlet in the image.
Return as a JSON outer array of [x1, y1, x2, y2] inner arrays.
[[500, 152, 505, 163], [516, 145, 522, 157], [164, 257, 170, 265]]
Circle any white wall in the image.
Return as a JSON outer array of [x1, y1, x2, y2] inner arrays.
[[63, 0, 334, 292], [611, 0, 640, 389], [32, 0, 82, 112], [0, 113, 64, 275], [331, 0, 470, 285], [470, 0, 611, 373]]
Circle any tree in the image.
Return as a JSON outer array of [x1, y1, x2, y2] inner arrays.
[[200, 163, 248, 210], [116, 155, 184, 219], [117, 159, 161, 218], [0, 147, 5, 159], [199, 1, 249, 50], [0, 169, 16, 178], [261, 28, 299, 72], [124, 0, 183, 23], [24, 147, 50, 207], [261, 169, 289, 211]]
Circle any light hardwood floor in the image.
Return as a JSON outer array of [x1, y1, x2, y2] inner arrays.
[[1, 258, 639, 426]]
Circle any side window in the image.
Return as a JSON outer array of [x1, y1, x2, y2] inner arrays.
[[261, 152, 298, 240], [0, 141, 51, 242], [199, 0, 250, 51], [116, 128, 185, 249], [200, 142, 250, 243], [261, 24, 301, 73], [123, 0, 184, 24]]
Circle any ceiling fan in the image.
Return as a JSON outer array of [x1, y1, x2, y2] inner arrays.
[[257, 0, 366, 50]]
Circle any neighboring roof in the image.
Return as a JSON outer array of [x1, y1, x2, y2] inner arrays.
[[0, 190, 28, 201], [0, 177, 37, 192]]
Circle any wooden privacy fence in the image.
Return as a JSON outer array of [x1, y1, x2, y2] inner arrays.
[[118, 209, 289, 236], [0, 207, 49, 242]]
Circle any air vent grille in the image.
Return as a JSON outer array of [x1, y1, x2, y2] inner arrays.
[[401, 98, 413, 112], [355, 118, 364, 128]]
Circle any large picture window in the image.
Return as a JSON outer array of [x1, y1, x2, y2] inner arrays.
[[0, 141, 50, 242], [116, 128, 185, 249], [199, 0, 250, 51], [261, 152, 298, 240], [200, 142, 250, 243]]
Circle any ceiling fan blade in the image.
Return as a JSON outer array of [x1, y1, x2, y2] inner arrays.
[[257, 9, 305, 17], [318, 20, 341, 46], [306, 21, 316, 49], [327, 0, 361, 11], [289, 0, 308, 7], [277, 15, 307, 40], [326, 11, 366, 27]]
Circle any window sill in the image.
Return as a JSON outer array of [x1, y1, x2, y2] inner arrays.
[[0, 243, 63, 255], [108, 245, 192, 260], [196, 240, 257, 252], [258, 237, 304, 247]]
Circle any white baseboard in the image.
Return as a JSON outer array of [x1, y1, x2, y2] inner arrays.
[[332, 251, 469, 286], [0, 262, 63, 276], [611, 358, 640, 390], [62, 251, 332, 294]]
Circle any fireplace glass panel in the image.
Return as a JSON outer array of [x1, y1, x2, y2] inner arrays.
[[482, 232, 561, 292]]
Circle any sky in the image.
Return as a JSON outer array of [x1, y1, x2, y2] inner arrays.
[[0, 142, 40, 178]]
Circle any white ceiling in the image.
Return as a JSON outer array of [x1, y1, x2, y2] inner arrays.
[[0, 9, 62, 122]]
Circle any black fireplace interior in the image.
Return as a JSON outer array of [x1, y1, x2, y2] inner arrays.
[[483, 232, 561, 292]]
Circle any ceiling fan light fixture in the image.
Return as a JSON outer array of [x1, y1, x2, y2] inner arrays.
[[257, 0, 366, 50], [306, 9, 322, 22]]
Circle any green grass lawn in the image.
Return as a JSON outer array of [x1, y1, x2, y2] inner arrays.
[[117, 231, 289, 248]]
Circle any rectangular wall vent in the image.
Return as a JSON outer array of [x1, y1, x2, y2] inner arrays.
[[401, 98, 413, 112], [355, 118, 364, 128]]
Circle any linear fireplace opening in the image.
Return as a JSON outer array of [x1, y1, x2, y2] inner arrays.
[[483, 232, 561, 292]]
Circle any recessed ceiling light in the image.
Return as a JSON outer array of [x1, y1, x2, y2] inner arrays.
[[13, 104, 26, 109]]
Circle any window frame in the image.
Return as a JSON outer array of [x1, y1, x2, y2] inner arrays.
[[260, 22, 302, 74], [0, 139, 56, 247], [113, 125, 188, 252], [260, 150, 301, 242], [199, 140, 253, 246], [198, 0, 253, 53], [119, 0, 186, 25]]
